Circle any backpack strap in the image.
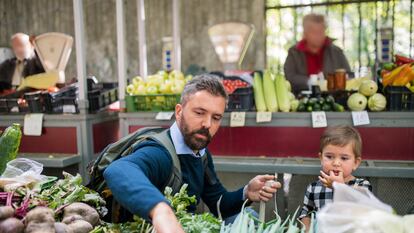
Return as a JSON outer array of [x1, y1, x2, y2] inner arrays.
[[203, 151, 218, 186], [148, 130, 183, 194]]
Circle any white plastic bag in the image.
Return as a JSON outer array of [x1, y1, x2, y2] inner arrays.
[[0, 158, 47, 191], [332, 181, 393, 212], [317, 182, 413, 233]]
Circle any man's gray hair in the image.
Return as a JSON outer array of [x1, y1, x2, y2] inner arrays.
[[303, 13, 327, 29], [11, 33, 30, 43], [180, 74, 228, 105]]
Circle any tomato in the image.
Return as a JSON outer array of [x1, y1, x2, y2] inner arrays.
[[47, 86, 60, 93], [222, 79, 248, 94]]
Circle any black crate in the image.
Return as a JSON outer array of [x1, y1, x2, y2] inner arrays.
[[384, 86, 414, 111], [43, 95, 78, 114], [24, 82, 118, 114], [0, 93, 28, 113], [223, 76, 254, 111], [23, 85, 78, 114], [87, 83, 118, 112], [24, 91, 44, 113]]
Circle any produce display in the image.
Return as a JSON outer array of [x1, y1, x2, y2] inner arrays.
[[380, 55, 414, 90], [297, 96, 345, 112], [0, 123, 22, 174], [253, 73, 267, 112], [253, 71, 299, 112], [347, 79, 387, 112], [125, 70, 192, 112], [123, 68, 399, 113], [92, 183, 314, 233], [92, 184, 221, 233], [0, 172, 106, 233], [222, 79, 249, 94], [220, 205, 312, 233], [126, 70, 192, 96]]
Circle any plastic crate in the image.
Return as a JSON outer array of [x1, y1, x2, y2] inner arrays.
[[24, 82, 118, 114], [125, 94, 180, 112], [24, 91, 44, 113], [227, 87, 254, 111], [88, 83, 118, 112], [0, 93, 28, 113], [43, 95, 78, 114], [223, 76, 254, 111], [384, 86, 414, 111], [22, 85, 78, 114]]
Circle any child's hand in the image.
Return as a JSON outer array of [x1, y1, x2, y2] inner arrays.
[[318, 170, 345, 188]]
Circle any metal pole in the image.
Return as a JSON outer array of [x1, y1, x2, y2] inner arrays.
[[116, 0, 127, 108], [358, 1, 362, 68], [72, 0, 88, 112], [410, 0, 413, 57], [137, 0, 148, 78], [172, 0, 181, 71]]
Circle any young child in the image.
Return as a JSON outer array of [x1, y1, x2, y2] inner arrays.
[[299, 125, 372, 231]]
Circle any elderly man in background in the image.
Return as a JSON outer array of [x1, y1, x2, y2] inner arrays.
[[284, 13, 352, 94], [0, 33, 44, 93]]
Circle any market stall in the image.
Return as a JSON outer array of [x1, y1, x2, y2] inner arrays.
[[0, 0, 120, 181], [111, 0, 414, 220], [0, 0, 414, 232], [0, 113, 118, 180]]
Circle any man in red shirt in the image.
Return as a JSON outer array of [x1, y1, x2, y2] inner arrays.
[[284, 14, 352, 94]]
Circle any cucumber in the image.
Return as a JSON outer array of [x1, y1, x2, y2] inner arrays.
[[313, 103, 321, 111], [325, 95, 335, 104], [308, 98, 318, 106], [0, 123, 22, 174], [322, 103, 332, 112], [297, 103, 306, 112], [333, 103, 345, 112]]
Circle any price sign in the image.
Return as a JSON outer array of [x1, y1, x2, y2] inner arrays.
[[230, 112, 246, 127], [352, 111, 370, 126], [156, 112, 174, 121], [24, 113, 44, 136], [256, 112, 272, 123], [63, 105, 77, 114], [311, 111, 327, 128]]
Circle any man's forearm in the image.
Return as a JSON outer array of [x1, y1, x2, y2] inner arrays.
[[150, 202, 184, 233]]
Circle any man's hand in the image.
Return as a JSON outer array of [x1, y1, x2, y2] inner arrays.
[[245, 174, 281, 202], [150, 202, 185, 233], [318, 170, 344, 188]]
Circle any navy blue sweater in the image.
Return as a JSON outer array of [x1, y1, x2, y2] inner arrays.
[[103, 141, 245, 220]]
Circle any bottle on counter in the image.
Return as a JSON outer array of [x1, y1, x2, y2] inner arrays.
[[0, 123, 22, 174]]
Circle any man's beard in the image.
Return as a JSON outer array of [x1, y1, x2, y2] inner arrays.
[[179, 115, 212, 151]]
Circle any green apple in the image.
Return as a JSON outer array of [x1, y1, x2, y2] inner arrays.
[[132, 76, 144, 86], [135, 84, 146, 95], [171, 81, 185, 94], [185, 75, 193, 83], [147, 75, 164, 87], [126, 84, 135, 95], [160, 79, 174, 94], [146, 85, 158, 95], [169, 70, 185, 80], [157, 70, 169, 80]]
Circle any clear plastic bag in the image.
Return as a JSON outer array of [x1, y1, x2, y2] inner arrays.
[[0, 158, 47, 191], [317, 182, 414, 233]]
